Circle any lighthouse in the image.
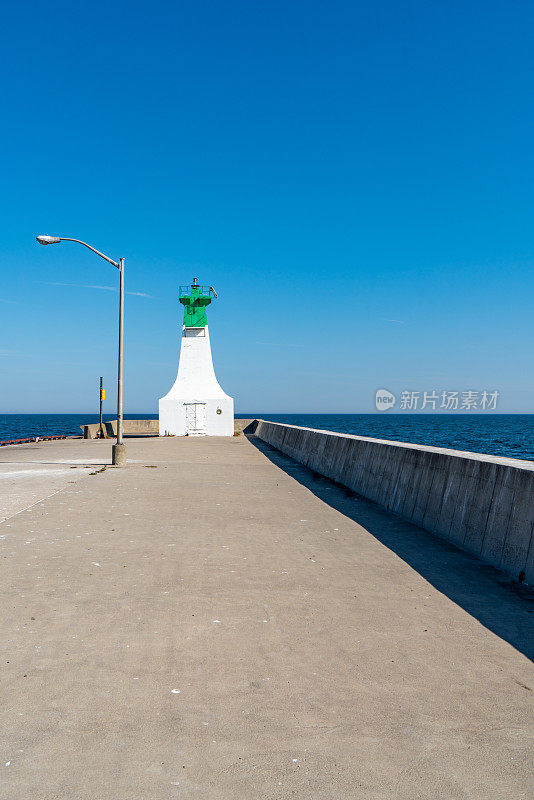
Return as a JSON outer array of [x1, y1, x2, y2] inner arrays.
[[158, 279, 234, 436]]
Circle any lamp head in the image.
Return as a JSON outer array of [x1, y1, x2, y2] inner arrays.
[[36, 235, 61, 245]]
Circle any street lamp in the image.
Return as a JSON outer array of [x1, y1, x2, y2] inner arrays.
[[36, 235, 126, 466]]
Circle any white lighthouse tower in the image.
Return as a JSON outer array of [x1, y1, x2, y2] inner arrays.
[[158, 279, 234, 436]]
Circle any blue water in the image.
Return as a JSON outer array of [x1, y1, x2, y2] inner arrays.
[[0, 413, 533, 461], [255, 414, 534, 461], [0, 414, 158, 442]]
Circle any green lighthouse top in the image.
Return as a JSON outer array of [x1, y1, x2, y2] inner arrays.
[[179, 278, 218, 328]]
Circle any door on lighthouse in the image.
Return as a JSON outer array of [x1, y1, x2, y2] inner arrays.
[[185, 402, 207, 436]]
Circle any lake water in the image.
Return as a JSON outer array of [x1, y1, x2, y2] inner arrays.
[[1, 413, 533, 461]]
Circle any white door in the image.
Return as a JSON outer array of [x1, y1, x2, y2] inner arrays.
[[195, 403, 207, 433], [185, 403, 207, 435]]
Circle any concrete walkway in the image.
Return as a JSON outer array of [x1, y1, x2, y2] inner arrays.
[[0, 436, 532, 799]]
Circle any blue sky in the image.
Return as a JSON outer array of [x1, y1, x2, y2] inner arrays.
[[1, 0, 533, 413]]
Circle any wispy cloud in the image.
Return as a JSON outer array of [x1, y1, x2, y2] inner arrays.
[[255, 341, 305, 348], [0, 298, 20, 305], [380, 318, 405, 324], [37, 281, 155, 298], [39, 280, 114, 291], [0, 349, 24, 357]]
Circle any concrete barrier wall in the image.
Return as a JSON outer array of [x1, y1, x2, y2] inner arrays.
[[82, 420, 159, 438], [83, 418, 259, 438], [82, 423, 104, 439], [234, 419, 259, 434], [254, 420, 534, 584]]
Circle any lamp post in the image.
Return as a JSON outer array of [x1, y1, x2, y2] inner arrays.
[[36, 235, 126, 466]]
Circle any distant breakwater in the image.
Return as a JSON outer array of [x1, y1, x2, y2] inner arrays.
[[1, 414, 533, 460]]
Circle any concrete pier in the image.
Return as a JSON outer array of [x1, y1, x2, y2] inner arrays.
[[0, 435, 532, 799]]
